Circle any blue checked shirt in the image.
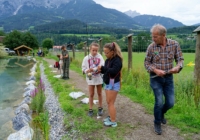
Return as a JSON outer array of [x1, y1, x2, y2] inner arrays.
[[144, 38, 184, 73]]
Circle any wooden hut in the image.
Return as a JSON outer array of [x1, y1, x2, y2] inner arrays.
[[14, 45, 33, 56]]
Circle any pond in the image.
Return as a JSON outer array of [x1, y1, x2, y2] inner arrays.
[[0, 57, 35, 140]]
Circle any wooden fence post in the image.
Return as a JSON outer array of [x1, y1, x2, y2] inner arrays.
[[193, 26, 200, 84], [98, 38, 103, 55], [84, 41, 87, 56], [126, 34, 133, 70], [72, 43, 75, 59]]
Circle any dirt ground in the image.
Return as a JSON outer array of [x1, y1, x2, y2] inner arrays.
[[44, 58, 199, 140]]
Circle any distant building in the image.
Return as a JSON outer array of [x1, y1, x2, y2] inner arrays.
[[0, 36, 5, 43]]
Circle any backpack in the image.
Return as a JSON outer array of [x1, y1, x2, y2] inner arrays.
[[54, 61, 60, 68]]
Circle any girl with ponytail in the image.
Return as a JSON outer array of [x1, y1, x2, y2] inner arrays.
[[98, 42, 123, 127]]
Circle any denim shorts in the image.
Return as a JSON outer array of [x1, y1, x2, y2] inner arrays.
[[104, 82, 120, 92]]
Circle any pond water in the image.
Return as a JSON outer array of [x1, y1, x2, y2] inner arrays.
[[0, 57, 35, 140]]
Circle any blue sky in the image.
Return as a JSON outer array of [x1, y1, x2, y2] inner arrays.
[[93, 0, 200, 25]]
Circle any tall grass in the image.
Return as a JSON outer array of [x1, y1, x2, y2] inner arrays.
[[30, 77, 46, 114], [33, 112, 50, 140], [30, 59, 49, 140]]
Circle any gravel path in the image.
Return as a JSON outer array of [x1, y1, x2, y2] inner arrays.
[[40, 63, 67, 140]]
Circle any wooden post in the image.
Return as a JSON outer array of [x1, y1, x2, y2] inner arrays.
[[84, 41, 87, 56], [98, 38, 103, 55], [72, 44, 75, 59], [193, 26, 200, 83], [126, 34, 133, 70]]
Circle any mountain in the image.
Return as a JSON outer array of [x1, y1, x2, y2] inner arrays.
[[192, 23, 200, 26], [32, 19, 131, 35], [132, 15, 185, 29], [0, 0, 185, 32], [124, 10, 140, 18], [0, 0, 143, 31], [0, 0, 70, 18], [167, 26, 198, 34]]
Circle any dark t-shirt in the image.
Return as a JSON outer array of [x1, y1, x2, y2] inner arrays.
[[62, 50, 69, 62]]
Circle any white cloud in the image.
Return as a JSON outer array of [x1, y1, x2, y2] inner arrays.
[[93, 0, 200, 25]]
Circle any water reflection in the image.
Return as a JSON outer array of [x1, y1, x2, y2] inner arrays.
[[0, 57, 35, 140]]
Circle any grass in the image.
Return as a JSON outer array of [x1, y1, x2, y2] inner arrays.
[[44, 51, 199, 139], [30, 59, 49, 140]]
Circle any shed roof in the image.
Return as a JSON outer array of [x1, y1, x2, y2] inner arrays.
[[14, 45, 33, 50], [193, 26, 200, 33]]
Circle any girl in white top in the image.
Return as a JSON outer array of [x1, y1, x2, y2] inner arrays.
[[82, 42, 105, 117]]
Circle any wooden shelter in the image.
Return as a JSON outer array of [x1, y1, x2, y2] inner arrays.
[[14, 45, 33, 56]]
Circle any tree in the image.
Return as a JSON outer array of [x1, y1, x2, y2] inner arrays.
[[3, 30, 22, 49], [3, 30, 39, 49], [77, 42, 85, 50], [21, 32, 39, 49], [0, 31, 5, 36], [42, 38, 54, 49]]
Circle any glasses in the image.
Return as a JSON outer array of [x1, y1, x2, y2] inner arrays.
[[104, 51, 111, 55]]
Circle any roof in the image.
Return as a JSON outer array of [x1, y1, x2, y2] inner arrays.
[[193, 26, 200, 33], [14, 45, 33, 50]]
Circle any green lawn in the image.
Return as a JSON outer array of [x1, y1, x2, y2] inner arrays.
[[69, 51, 195, 74]]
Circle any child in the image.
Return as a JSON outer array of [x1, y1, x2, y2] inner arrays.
[[57, 54, 63, 75], [97, 42, 123, 127], [82, 42, 105, 117]]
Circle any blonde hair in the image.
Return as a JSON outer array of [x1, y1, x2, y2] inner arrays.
[[89, 42, 100, 49], [104, 42, 123, 60]]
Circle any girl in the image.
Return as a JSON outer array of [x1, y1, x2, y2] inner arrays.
[[82, 42, 105, 117], [98, 42, 123, 127]]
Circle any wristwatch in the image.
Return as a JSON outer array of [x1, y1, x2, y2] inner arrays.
[[178, 65, 183, 73]]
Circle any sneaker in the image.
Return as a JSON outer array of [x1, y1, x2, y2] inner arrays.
[[88, 109, 93, 117], [103, 116, 110, 122], [154, 123, 162, 135], [104, 121, 117, 127], [161, 118, 167, 124], [161, 114, 167, 124], [98, 107, 103, 116]]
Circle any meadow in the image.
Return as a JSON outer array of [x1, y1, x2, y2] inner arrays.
[[45, 51, 199, 139]]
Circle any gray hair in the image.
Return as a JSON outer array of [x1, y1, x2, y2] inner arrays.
[[150, 24, 167, 35]]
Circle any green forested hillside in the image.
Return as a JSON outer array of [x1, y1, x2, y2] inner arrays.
[[32, 19, 133, 35], [167, 26, 198, 34]]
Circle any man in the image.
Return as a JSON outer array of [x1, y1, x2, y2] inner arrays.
[[144, 24, 184, 135], [61, 45, 70, 79]]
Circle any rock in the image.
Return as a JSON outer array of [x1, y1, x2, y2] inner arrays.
[[23, 90, 31, 97], [15, 103, 30, 115], [26, 80, 36, 86], [12, 111, 31, 131], [7, 126, 34, 140]]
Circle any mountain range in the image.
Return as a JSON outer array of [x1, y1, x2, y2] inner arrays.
[[0, 0, 185, 32]]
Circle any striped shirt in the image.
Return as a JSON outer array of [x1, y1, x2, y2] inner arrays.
[[144, 38, 184, 73]]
